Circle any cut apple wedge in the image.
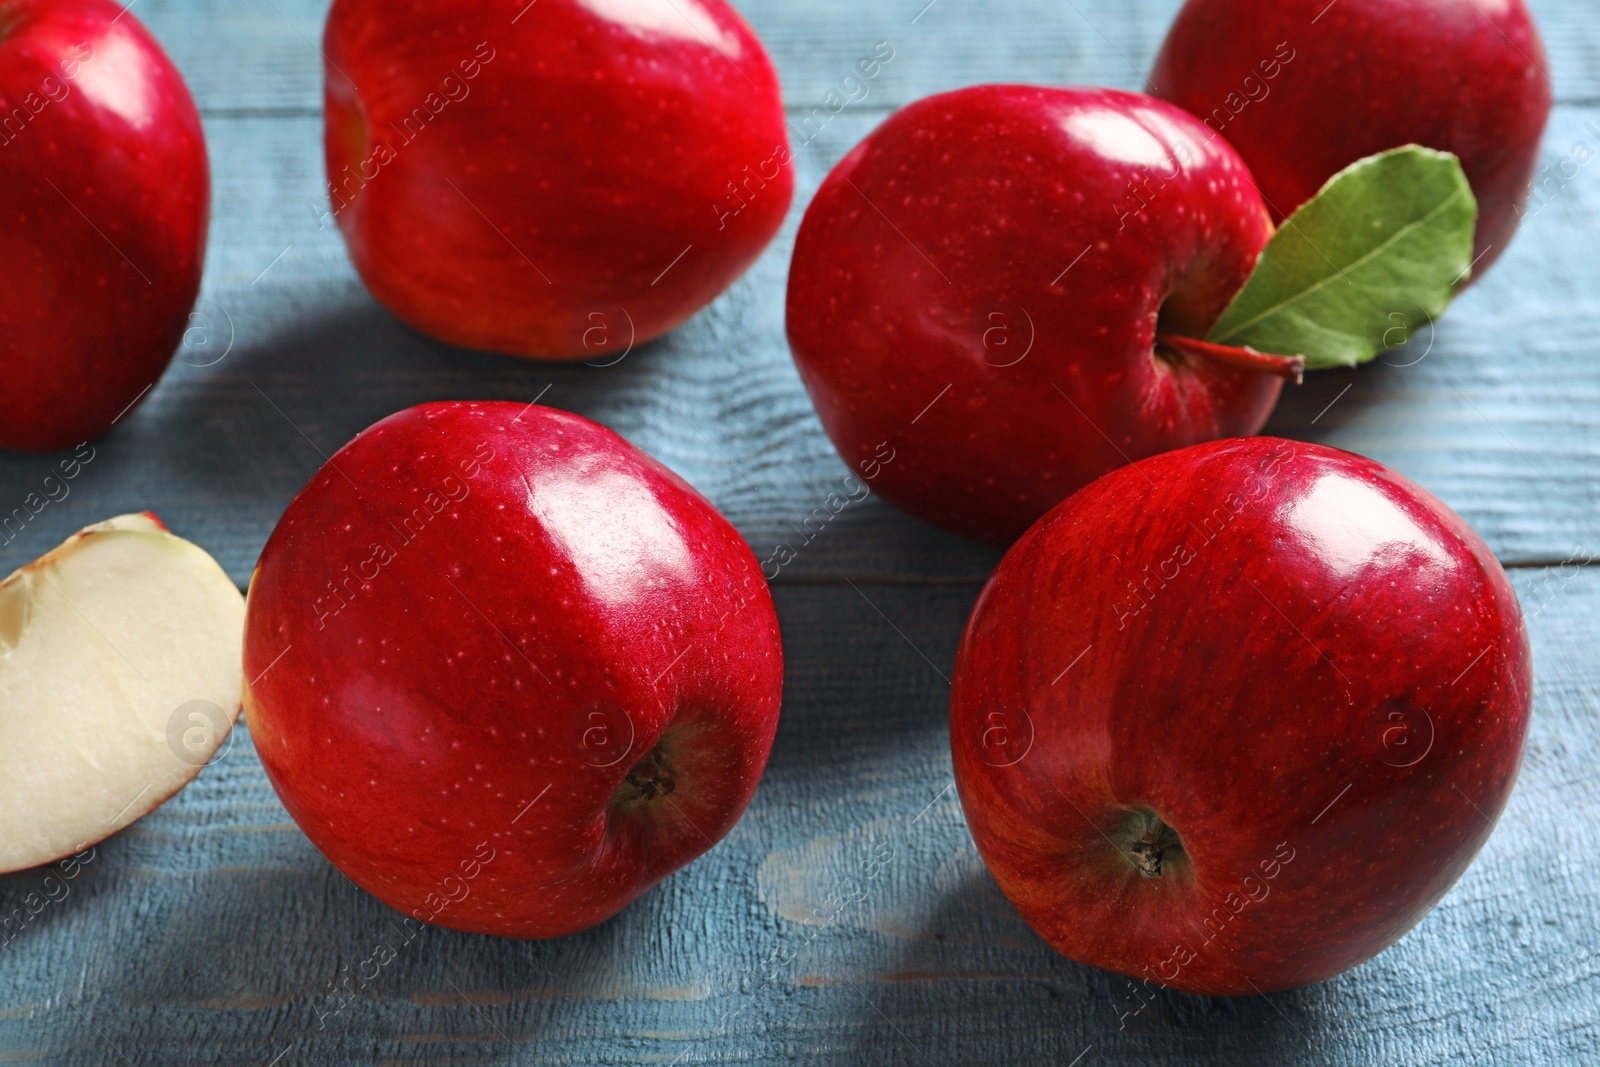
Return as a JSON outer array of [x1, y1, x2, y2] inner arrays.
[[0, 515, 244, 874]]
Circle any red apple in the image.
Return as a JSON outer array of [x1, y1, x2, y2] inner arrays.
[[0, 0, 209, 451], [242, 402, 783, 938], [322, 0, 792, 360], [951, 437, 1532, 994], [786, 85, 1288, 546], [1150, 0, 1550, 280]]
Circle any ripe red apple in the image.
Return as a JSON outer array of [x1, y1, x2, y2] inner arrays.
[[1150, 0, 1550, 280], [322, 0, 792, 360], [951, 437, 1532, 994], [242, 402, 783, 937], [787, 85, 1288, 546], [0, 0, 209, 450]]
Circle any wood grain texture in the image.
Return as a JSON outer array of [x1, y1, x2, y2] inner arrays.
[[1, 0, 1597, 1063], [131, 0, 1600, 115]]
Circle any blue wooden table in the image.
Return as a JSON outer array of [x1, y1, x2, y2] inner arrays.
[[3, 1, 1598, 1063]]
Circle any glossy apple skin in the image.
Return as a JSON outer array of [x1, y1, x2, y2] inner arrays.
[[951, 437, 1532, 994], [323, 0, 792, 359], [1151, 0, 1550, 280], [786, 85, 1279, 546], [242, 402, 783, 938], [0, 0, 208, 450]]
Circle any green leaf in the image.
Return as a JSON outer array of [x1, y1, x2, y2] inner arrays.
[[1206, 145, 1478, 370]]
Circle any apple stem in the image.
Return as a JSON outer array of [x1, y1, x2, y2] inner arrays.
[[1156, 333, 1306, 384]]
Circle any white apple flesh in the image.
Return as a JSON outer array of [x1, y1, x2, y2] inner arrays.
[[0, 515, 245, 873]]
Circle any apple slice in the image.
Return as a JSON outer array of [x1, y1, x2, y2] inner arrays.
[[84, 511, 167, 535], [0, 515, 244, 874]]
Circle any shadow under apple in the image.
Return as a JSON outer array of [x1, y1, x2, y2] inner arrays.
[[3, 714, 748, 1065], [828, 850, 1344, 1067], [1262, 313, 1461, 447]]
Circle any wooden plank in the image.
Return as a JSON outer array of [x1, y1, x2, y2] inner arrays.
[[2, 567, 1595, 1064], [1, 106, 1597, 585], [136, 0, 1600, 115]]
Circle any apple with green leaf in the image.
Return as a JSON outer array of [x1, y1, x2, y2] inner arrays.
[[0, 514, 244, 874], [787, 84, 1475, 545], [1150, 0, 1549, 279], [951, 437, 1532, 994]]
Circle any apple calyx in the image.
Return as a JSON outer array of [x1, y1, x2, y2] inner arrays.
[[1155, 333, 1306, 383], [1116, 808, 1186, 879], [616, 745, 677, 805]]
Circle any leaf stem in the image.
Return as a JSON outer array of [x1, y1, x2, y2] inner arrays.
[[1155, 334, 1305, 384]]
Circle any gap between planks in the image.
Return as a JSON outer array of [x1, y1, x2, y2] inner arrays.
[[223, 557, 1599, 600]]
